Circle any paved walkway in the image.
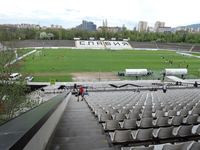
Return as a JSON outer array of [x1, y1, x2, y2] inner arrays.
[[48, 96, 115, 150]]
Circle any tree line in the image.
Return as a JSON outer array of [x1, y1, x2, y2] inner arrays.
[[1, 25, 200, 43]]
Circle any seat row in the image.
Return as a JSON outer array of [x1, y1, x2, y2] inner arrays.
[[108, 124, 200, 145], [98, 108, 200, 121], [101, 116, 200, 131], [94, 105, 200, 117], [93, 104, 200, 117]]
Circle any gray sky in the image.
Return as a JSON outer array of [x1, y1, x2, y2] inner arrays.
[[0, 0, 200, 29]]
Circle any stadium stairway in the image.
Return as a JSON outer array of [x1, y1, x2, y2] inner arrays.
[[48, 96, 115, 150]]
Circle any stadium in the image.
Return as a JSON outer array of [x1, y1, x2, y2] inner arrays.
[[1, 39, 200, 150]]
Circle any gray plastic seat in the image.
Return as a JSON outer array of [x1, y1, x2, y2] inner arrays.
[[190, 142, 200, 150], [163, 105, 173, 111], [185, 105, 194, 111], [154, 117, 169, 127], [120, 108, 130, 114], [141, 111, 152, 118], [104, 120, 121, 131], [195, 103, 200, 108], [139, 118, 153, 128], [122, 119, 137, 129], [169, 116, 183, 126], [183, 115, 198, 125], [179, 109, 189, 117], [133, 128, 153, 141], [154, 110, 165, 118], [191, 108, 200, 115], [95, 108, 106, 116], [113, 113, 126, 121], [99, 113, 112, 122], [173, 125, 193, 137], [112, 130, 133, 144], [162, 143, 188, 150], [167, 110, 177, 117], [128, 112, 140, 120], [194, 124, 200, 135], [130, 146, 154, 150], [134, 106, 143, 111], [153, 126, 174, 140], [107, 108, 118, 115], [174, 105, 183, 111]]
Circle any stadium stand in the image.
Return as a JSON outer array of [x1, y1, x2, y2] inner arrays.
[[85, 89, 200, 149], [156, 43, 193, 51], [123, 41, 195, 51], [2, 40, 75, 48], [129, 42, 157, 49]]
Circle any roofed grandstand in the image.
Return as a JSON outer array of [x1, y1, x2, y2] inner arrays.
[[2, 40, 75, 48]]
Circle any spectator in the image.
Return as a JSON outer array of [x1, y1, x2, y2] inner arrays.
[[194, 81, 198, 88], [73, 83, 77, 91], [77, 85, 85, 101], [72, 83, 78, 95], [162, 85, 167, 93]]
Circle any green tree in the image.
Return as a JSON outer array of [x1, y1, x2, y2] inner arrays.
[[40, 32, 47, 39], [0, 50, 27, 123]]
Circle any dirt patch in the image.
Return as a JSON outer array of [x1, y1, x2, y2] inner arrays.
[[27, 72, 120, 82], [71, 72, 120, 82], [32, 72, 68, 76]]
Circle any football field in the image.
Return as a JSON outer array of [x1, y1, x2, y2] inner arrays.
[[17, 49, 200, 82]]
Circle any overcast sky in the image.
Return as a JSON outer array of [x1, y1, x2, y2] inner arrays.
[[0, 0, 200, 29]]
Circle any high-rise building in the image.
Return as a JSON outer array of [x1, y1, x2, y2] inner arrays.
[[76, 20, 96, 31], [154, 21, 165, 32], [102, 19, 108, 27], [138, 21, 148, 32]]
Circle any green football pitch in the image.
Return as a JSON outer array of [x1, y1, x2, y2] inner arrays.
[[16, 49, 200, 82]]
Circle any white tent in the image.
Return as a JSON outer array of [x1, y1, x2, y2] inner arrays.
[[165, 68, 188, 76], [125, 69, 148, 76]]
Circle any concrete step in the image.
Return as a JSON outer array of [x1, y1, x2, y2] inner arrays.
[[51, 135, 108, 144], [50, 142, 110, 150], [54, 128, 103, 137], [48, 97, 110, 150]]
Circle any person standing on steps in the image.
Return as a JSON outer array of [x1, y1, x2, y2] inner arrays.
[[73, 83, 78, 93], [77, 85, 85, 101]]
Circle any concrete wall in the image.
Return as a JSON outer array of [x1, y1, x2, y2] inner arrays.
[[24, 93, 71, 150]]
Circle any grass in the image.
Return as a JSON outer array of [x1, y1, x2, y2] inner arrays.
[[16, 49, 200, 82]]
